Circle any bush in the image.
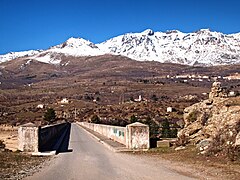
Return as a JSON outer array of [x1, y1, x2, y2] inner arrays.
[[91, 115, 100, 124], [161, 119, 178, 138], [130, 115, 138, 123], [0, 140, 5, 149], [187, 110, 199, 122], [151, 94, 158, 101]]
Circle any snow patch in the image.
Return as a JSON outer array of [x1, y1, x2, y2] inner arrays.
[[0, 50, 41, 63], [34, 54, 61, 64]]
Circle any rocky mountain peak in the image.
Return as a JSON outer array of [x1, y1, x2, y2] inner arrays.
[[0, 29, 240, 66], [52, 37, 96, 49], [195, 28, 211, 34], [142, 29, 154, 36]]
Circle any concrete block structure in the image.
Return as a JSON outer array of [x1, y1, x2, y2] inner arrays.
[[18, 123, 39, 152], [157, 140, 170, 148], [126, 122, 149, 149], [78, 122, 126, 145], [79, 122, 150, 150], [18, 121, 150, 152], [18, 122, 71, 153]]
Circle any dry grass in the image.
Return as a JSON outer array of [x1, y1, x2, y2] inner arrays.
[[0, 151, 50, 180], [0, 126, 18, 151]]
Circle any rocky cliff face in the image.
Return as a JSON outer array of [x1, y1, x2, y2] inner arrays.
[[178, 82, 240, 158]]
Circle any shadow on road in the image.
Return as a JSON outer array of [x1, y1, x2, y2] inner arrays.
[[39, 122, 72, 154], [56, 123, 72, 154]]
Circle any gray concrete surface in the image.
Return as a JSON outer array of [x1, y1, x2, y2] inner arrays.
[[79, 124, 129, 152], [25, 123, 196, 180]]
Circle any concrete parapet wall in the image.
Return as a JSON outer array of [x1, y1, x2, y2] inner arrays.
[[78, 122, 149, 150], [18, 122, 71, 153], [78, 122, 126, 145]]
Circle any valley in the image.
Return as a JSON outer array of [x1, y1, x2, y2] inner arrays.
[[0, 55, 239, 129], [0, 31, 240, 180]]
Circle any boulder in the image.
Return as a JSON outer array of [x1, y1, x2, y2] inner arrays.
[[175, 146, 186, 151], [209, 81, 227, 99], [178, 82, 240, 156], [197, 139, 212, 154]]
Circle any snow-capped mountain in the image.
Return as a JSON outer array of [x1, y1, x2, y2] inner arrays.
[[98, 29, 240, 66], [49, 37, 105, 56], [0, 29, 240, 66], [32, 37, 106, 64], [0, 50, 42, 63]]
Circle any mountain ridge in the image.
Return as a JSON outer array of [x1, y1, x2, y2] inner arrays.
[[1, 29, 240, 66]]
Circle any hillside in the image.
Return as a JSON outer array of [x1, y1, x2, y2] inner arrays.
[[1, 54, 240, 89], [0, 55, 239, 126]]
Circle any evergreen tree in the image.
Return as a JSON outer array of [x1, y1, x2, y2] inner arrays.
[[161, 119, 171, 138], [44, 108, 56, 123], [145, 116, 159, 138]]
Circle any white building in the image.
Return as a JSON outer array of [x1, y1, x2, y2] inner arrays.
[[37, 104, 44, 109], [60, 98, 69, 104], [228, 91, 236, 97], [167, 107, 173, 113], [134, 95, 142, 102]]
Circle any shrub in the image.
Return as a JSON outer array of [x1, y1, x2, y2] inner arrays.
[[151, 94, 158, 101], [161, 119, 178, 138], [130, 115, 138, 123], [187, 110, 199, 122], [0, 140, 5, 149], [91, 115, 100, 124]]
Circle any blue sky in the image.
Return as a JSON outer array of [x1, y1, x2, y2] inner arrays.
[[0, 0, 240, 54]]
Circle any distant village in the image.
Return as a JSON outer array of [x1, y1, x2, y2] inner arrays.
[[167, 72, 240, 81]]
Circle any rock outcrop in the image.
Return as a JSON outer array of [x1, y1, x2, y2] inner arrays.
[[178, 82, 240, 158], [208, 81, 227, 99]]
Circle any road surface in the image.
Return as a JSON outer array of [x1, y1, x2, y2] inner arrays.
[[26, 123, 196, 180]]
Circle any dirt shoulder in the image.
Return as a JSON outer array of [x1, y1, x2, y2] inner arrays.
[[131, 146, 240, 180], [0, 151, 51, 180], [0, 125, 51, 180], [0, 125, 18, 152]]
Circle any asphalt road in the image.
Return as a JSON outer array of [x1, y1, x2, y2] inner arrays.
[[26, 123, 196, 180]]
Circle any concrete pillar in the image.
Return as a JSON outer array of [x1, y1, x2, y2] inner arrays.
[[126, 122, 149, 150], [18, 123, 39, 152]]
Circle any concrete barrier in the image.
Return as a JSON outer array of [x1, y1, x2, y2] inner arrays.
[[18, 122, 71, 154], [18, 121, 150, 152], [78, 122, 126, 145], [78, 122, 150, 150]]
